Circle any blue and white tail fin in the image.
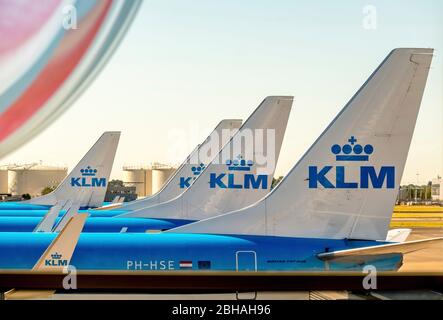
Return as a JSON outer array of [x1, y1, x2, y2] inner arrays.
[[27, 132, 120, 209], [116, 119, 242, 211], [170, 48, 433, 241], [121, 96, 293, 220]]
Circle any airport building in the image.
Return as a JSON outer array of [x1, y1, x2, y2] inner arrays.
[[0, 164, 67, 197], [123, 163, 176, 198], [105, 183, 137, 203], [431, 177, 442, 202]]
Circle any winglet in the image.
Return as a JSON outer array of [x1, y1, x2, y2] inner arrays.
[[53, 203, 81, 232], [33, 213, 88, 271], [33, 203, 63, 233], [386, 229, 412, 242]]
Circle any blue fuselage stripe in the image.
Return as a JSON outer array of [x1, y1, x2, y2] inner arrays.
[[0, 217, 194, 233], [0, 232, 401, 271]]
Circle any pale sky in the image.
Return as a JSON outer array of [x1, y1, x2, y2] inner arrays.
[[2, 0, 442, 185]]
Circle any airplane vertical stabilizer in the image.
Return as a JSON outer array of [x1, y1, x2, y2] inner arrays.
[[116, 119, 242, 211], [27, 131, 120, 208], [121, 96, 293, 220]]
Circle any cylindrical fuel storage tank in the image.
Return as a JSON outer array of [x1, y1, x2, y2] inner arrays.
[[123, 168, 148, 198], [152, 168, 176, 194], [7, 166, 67, 197], [144, 169, 152, 196], [0, 170, 8, 194]]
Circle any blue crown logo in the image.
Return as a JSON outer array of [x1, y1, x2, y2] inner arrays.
[[51, 252, 62, 260], [226, 155, 254, 171], [331, 136, 373, 161], [80, 166, 97, 176], [191, 163, 205, 176]]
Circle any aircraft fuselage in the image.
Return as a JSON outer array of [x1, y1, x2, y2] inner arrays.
[[0, 232, 402, 271]]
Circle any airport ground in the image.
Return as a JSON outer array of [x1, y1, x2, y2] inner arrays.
[[399, 228, 443, 272], [390, 206, 443, 272]]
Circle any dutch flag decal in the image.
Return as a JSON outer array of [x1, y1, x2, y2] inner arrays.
[[179, 261, 193, 269]]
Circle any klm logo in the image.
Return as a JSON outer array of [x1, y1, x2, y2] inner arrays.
[[70, 166, 107, 187], [209, 156, 268, 190], [44, 252, 68, 267], [308, 136, 395, 189], [179, 163, 205, 188]]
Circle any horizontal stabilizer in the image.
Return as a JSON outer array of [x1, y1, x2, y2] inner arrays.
[[318, 237, 443, 261]]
